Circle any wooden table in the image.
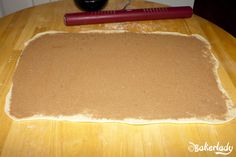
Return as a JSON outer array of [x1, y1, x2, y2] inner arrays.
[[0, 0, 236, 156]]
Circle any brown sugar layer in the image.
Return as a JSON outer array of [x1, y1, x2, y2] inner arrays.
[[8, 32, 232, 121]]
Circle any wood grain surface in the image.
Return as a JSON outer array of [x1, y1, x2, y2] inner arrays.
[[0, 0, 236, 157]]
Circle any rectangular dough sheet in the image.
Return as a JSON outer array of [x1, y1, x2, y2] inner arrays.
[[5, 31, 236, 124]]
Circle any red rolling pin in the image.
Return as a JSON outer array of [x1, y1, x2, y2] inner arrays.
[[64, 6, 193, 26]]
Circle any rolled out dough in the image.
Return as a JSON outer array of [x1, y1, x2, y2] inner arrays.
[[5, 30, 236, 124]]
